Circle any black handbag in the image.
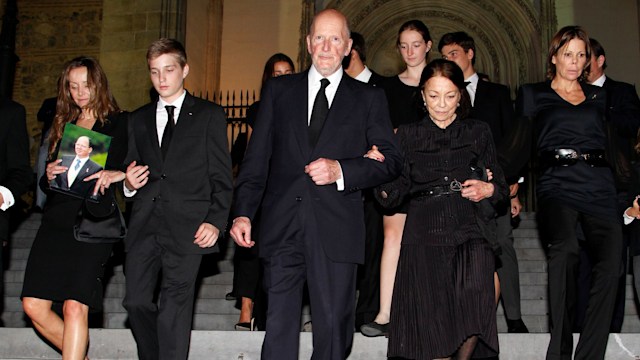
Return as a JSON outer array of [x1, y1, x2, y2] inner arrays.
[[74, 188, 127, 244]]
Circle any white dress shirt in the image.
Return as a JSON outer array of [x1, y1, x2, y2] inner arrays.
[[307, 66, 345, 190], [0, 186, 14, 211], [125, 90, 187, 197], [465, 72, 480, 106], [591, 74, 606, 88], [354, 66, 373, 83], [67, 156, 90, 185]]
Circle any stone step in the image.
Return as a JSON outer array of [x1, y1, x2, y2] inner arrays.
[[0, 328, 639, 360]]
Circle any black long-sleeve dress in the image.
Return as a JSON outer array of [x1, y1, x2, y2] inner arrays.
[[22, 112, 127, 311], [379, 117, 506, 359]]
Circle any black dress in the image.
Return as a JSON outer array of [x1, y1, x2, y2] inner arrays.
[[22, 112, 128, 311], [379, 118, 506, 359], [379, 75, 424, 129]]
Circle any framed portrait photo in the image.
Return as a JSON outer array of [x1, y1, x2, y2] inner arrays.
[[49, 123, 112, 201]]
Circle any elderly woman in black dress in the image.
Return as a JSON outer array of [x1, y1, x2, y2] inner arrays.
[[21, 56, 127, 360], [376, 59, 505, 359]]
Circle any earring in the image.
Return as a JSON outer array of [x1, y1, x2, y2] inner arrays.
[[457, 103, 460, 107]]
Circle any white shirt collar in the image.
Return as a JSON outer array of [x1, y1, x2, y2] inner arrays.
[[157, 90, 187, 112], [308, 65, 343, 122], [465, 73, 479, 89], [591, 74, 607, 87], [354, 66, 373, 83]]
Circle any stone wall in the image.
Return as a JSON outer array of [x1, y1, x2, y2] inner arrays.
[[11, 0, 103, 154]]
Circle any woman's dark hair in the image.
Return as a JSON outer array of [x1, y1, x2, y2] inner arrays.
[[48, 56, 120, 157], [396, 19, 432, 47], [419, 59, 471, 119], [546, 25, 591, 81], [260, 53, 295, 91]]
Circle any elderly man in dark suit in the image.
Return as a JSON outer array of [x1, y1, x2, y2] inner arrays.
[[230, 9, 402, 360], [439, 31, 528, 333], [53, 135, 103, 197], [122, 38, 233, 360], [0, 99, 32, 321]]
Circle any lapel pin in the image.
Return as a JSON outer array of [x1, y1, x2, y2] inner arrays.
[[189, 112, 193, 116]]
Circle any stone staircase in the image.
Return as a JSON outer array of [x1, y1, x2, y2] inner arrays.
[[2, 212, 640, 333]]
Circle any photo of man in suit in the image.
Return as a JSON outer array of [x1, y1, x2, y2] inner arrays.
[[122, 38, 233, 360], [0, 99, 32, 323], [230, 9, 402, 360], [439, 31, 529, 333], [52, 135, 103, 198]]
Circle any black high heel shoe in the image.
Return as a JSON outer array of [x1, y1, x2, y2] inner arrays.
[[234, 318, 255, 331]]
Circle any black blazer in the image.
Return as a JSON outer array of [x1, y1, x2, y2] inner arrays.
[[603, 77, 640, 156], [0, 99, 32, 241], [471, 80, 517, 183], [125, 92, 233, 254], [233, 70, 403, 263], [471, 79, 515, 147]]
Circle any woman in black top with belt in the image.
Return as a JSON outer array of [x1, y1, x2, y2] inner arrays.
[[505, 26, 622, 360]]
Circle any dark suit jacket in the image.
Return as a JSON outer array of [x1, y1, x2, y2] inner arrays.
[[471, 79, 516, 183], [471, 79, 514, 148], [125, 92, 233, 255], [53, 155, 103, 197], [0, 99, 32, 241], [368, 70, 384, 87], [602, 77, 640, 159], [233, 70, 402, 264]]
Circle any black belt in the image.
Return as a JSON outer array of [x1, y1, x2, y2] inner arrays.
[[411, 181, 463, 199], [539, 149, 608, 167]]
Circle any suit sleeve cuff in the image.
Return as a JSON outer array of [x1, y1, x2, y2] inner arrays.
[[335, 161, 344, 191]]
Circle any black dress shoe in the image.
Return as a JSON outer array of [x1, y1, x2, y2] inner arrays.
[[507, 318, 529, 333], [225, 291, 236, 301], [360, 321, 388, 337]]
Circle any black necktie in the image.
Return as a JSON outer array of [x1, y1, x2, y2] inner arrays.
[[161, 105, 176, 159], [309, 78, 330, 147]]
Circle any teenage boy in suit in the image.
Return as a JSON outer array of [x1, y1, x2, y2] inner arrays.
[[122, 38, 233, 360]]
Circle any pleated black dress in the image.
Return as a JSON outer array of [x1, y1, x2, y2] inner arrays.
[[21, 112, 127, 311], [378, 117, 506, 359]]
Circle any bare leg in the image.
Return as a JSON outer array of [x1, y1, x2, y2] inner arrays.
[[238, 297, 254, 323], [456, 335, 478, 360], [22, 297, 64, 350], [494, 272, 501, 306], [61, 299, 89, 360], [373, 213, 406, 324]]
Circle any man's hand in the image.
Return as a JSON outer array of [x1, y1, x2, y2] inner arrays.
[[304, 158, 342, 185], [194, 222, 220, 248], [511, 196, 522, 217], [124, 161, 149, 191], [46, 159, 67, 181], [229, 216, 255, 248], [85, 170, 126, 196], [461, 179, 495, 202]]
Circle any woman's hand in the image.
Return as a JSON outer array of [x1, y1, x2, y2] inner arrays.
[[625, 197, 640, 219], [85, 170, 126, 196], [46, 159, 67, 181], [460, 179, 495, 202], [363, 145, 385, 162]]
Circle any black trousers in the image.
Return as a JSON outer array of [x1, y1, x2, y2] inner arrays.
[[355, 195, 384, 328], [261, 217, 357, 360], [122, 207, 203, 360], [537, 199, 622, 360]]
